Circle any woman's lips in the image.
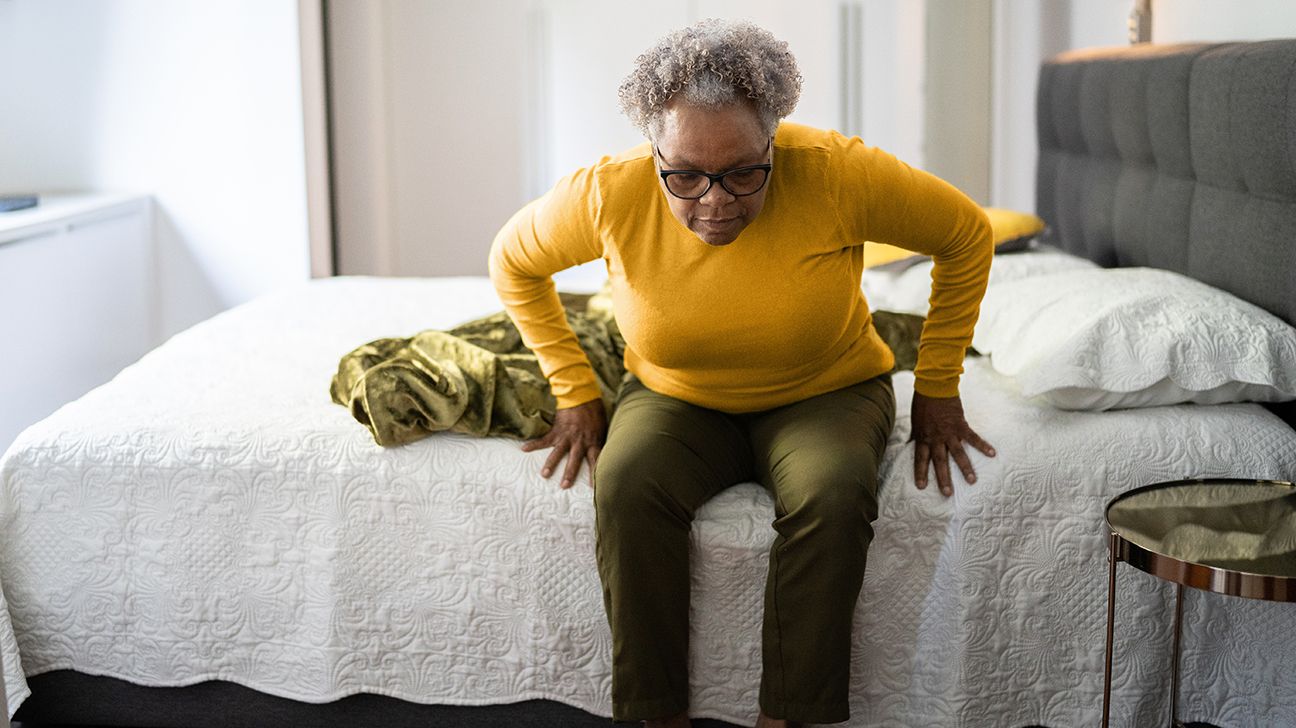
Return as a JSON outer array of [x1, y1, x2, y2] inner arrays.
[[696, 217, 737, 228]]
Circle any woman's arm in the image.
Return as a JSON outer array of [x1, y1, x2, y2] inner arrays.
[[835, 134, 996, 494], [488, 165, 609, 487]]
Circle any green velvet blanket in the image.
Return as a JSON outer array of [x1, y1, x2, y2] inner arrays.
[[330, 293, 929, 448]]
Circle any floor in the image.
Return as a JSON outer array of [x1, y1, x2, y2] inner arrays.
[[10, 709, 746, 725], [10, 715, 746, 720], [10, 720, 120, 728], [6, 715, 1225, 727]]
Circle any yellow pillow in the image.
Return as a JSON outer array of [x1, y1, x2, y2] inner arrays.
[[984, 207, 1047, 246], [864, 207, 1046, 269]]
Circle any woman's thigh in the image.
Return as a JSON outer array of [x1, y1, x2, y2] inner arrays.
[[595, 378, 754, 516], [744, 375, 896, 519]]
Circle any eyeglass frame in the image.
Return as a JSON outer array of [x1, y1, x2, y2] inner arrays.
[[652, 140, 773, 200]]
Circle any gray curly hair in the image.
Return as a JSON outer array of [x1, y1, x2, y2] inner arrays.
[[618, 19, 802, 140]]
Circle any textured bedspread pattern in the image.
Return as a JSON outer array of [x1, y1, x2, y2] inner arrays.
[[3, 277, 1295, 726]]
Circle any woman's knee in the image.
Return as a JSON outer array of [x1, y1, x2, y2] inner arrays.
[[774, 462, 880, 531], [594, 443, 689, 528], [596, 398, 748, 527], [593, 446, 641, 519]]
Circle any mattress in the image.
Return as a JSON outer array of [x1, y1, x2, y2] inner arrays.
[[3, 275, 1295, 726]]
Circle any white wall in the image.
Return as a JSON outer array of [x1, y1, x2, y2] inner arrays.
[[330, 0, 937, 279], [1066, 0, 1133, 49], [384, 1, 535, 279], [536, 0, 855, 185], [990, 0, 1071, 212], [859, 2, 927, 174], [0, 2, 105, 192], [1152, 0, 1296, 42], [327, 0, 395, 277], [0, 0, 313, 340], [991, 0, 1127, 212], [538, 2, 691, 195], [989, 0, 1130, 212], [329, 0, 1296, 275], [328, 0, 539, 278], [536, 0, 922, 189], [989, 0, 1296, 213], [926, 0, 993, 204]]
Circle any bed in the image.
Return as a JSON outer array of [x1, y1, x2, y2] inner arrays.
[[4, 39, 1296, 728]]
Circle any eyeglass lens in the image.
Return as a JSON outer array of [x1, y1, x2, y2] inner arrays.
[[665, 167, 769, 199]]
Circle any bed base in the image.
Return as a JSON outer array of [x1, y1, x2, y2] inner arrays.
[[13, 671, 745, 728]]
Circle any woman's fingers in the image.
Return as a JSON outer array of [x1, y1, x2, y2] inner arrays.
[[520, 431, 553, 454], [535, 431, 600, 487], [525, 400, 608, 489], [910, 392, 995, 496], [931, 442, 953, 496], [560, 442, 584, 488], [949, 442, 977, 485], [914, 432, 991, 496], [966, 429, 997, 457], [542, 443, 566, 479], [913, 442, 930, 489]]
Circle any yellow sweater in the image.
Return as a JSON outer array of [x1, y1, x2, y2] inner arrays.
[[489, 122, 992, 413]]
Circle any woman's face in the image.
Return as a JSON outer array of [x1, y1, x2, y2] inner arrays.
[[652, 100, 771, 246]]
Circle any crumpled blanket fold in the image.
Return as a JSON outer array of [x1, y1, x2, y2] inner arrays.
[[330, 308, 625, 446], [330, 294, 928, 448]]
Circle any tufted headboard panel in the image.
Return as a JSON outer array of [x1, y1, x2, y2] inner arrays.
[[1036, 40, 1296, 327]]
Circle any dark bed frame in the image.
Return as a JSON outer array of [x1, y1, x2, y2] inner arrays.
[[1037, 40, 1296, 328], [1036, 39, 1296, 431], [14, 38, 1296, 728]]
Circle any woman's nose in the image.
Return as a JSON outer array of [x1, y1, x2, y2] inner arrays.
[[698, 179, 737, 207]]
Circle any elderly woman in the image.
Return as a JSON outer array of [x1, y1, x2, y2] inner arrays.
[[489, 19, 995, 728]]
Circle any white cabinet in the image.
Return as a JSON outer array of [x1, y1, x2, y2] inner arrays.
[[0, 194, 154, 453]]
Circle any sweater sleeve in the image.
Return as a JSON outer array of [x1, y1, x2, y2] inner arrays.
[[488, 165, 607, 409], [834, 134, 993, 398]]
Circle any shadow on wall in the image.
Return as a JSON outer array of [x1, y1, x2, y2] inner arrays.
[[1041, 0, 1072, 56], [152, 204, 223, 343]]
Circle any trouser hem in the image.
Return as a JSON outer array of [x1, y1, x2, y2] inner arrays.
[[612, 694, 690, 722], [758, 697, 850, 724]]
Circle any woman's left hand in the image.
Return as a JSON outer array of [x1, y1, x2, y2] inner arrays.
[[910, 391, 995, 496]]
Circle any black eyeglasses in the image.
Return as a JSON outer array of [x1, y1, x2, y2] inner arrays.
[[653, 143, 773, 200]]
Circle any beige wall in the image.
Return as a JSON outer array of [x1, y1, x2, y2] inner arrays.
[[926, 0, 993, 205], [1152, 0, 1296, 42], [327, 0, 532, 277], [328, 0, 1296, 277], [990, 0, 1071, 212], [327, 0, 937, 279]]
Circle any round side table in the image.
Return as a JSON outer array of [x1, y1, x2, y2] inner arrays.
[[1102, 478, 1296, 728]]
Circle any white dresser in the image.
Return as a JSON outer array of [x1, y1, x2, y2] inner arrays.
[[0, 193, 155, 454]]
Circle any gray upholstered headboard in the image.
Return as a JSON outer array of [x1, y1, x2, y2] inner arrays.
[[1036, 39, 1296, 327]]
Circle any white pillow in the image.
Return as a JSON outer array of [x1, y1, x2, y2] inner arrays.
[[972, 267, 1296, 410], [862, 245, 1098, 314]]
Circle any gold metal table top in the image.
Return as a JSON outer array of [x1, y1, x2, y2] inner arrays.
[[1105, 478, 1295, 602]]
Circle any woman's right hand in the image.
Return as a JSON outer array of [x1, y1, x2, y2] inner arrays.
[[521, 398, 608, 489]]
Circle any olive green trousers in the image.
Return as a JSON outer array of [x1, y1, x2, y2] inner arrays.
[[593, 374, 896, 724]]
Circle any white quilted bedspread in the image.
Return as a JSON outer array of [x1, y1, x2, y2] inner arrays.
[[3, 276, 1295, 726]]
